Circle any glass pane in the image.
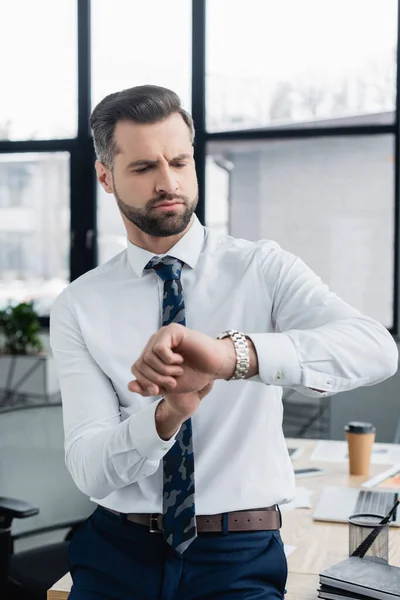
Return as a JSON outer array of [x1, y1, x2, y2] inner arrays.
[[207, 0, 397, 132], [0, 153, 70, 316], [97, 184, 127, 265], [207, 136, 394, 328], [92, 0, 191, 111], [0, 1, 77, 140]]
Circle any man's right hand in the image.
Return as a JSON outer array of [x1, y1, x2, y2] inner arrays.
[[155, 382, 213, 441]]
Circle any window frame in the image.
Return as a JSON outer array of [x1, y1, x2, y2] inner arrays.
[[0, 1, 95, 328], [0, 0, 398, 336], [199, 0, 400, 336]]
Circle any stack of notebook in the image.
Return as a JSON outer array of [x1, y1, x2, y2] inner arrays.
[[318, 556, 400, 599]]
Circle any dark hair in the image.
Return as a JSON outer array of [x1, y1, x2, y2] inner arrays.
[[90, 85, 195, 168]]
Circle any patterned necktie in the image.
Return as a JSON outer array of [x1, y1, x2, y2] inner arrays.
[[145, 255, 197, 553]]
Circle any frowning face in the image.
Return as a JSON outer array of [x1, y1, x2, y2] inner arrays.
[[96, 113, 198, 238]]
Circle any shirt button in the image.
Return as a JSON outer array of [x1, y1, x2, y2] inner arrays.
[[275, 372, 282, 380]]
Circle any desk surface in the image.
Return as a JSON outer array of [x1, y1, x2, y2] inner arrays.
[[48, 438, 400, 600]]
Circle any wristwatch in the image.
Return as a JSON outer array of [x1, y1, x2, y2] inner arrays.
[[216, 329, 250, 380]]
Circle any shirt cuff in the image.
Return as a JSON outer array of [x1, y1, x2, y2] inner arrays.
[[247, 332, 302, 387], [128, 399, 180, 462]]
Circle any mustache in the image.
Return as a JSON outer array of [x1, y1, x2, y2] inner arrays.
[[148, 193, 188, 208]]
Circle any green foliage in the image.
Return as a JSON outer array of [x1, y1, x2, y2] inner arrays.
[[0, 301, 44, 355]]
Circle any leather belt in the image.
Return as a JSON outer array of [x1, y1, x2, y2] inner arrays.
[[105, 505, 281, 533]]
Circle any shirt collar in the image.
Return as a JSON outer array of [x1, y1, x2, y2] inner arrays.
[[126, 214, 205, 278]]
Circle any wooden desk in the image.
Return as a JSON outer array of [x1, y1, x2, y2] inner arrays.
[[48, 438, 400, 600], [47, 571, 317, 600]]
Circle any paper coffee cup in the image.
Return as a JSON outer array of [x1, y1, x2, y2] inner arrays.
[[345, 421, 376, 476]]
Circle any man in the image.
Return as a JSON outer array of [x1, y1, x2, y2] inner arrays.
[[50, 84, 398, 600]]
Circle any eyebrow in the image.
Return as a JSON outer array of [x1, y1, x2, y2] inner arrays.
[[126, 153, 192, 170]]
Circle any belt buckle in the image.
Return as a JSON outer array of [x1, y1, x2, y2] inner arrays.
[[149, 514, 162, 534]]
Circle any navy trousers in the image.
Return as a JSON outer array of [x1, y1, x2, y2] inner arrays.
[[68, 505, 288, 600]]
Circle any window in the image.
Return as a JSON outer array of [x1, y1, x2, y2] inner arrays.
[[0, 0, 78, 140], [206, 0, 397, 132], [97, 184, 127, 266], [1, 1, 398, 332], [207, 135, 394, 328], [0, 161, 33, 208], [0, 233, 32, 272], [205, 155, 230, 235], [0, 153, 71, 316], [91, 0, 192, 110]]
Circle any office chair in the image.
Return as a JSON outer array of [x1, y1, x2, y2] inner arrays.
[[0, 404, 93, 599]]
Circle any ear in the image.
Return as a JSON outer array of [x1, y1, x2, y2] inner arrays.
[[95, 160, 114, 194]]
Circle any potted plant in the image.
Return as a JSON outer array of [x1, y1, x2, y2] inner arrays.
[[0, 302, 59, 406]]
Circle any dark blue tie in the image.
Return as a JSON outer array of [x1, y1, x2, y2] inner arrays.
[[145, 255, 197, 553]]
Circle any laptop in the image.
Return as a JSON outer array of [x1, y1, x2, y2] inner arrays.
[[313, 486, 400, 526]]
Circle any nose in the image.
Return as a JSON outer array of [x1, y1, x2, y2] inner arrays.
[[155, 165, 179, 195]]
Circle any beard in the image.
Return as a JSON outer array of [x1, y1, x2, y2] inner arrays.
[[112, 177, 198, 238]]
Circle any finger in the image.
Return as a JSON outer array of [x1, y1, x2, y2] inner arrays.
[[143, 350, 184, 376], [132, 361, 178, 394], [129, 331, 159, 375], [131, 365, 161, 396], [128, 380, 147, 394], [152, 342, 184, 365], [135, 361, 179, 392], [127, 379, 157, 395]]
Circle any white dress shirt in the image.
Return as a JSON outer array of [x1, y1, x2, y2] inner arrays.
[[50, 215, 398, 515]]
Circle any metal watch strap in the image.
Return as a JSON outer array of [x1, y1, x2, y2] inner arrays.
[[216, 329, 250, 380]]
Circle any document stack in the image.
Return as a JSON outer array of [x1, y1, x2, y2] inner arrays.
[[318, 556, 400, 599]]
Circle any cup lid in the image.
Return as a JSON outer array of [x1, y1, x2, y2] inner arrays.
[[344, 421, 376, 434]]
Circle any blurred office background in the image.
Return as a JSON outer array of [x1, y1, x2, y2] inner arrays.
[[0, 0, 400, 564]]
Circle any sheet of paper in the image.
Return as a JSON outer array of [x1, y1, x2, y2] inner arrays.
[[284, 544, 297, 558], [310, 440, 400, 465], [280, 487, 314, 511], [362, 464, 400, 489]]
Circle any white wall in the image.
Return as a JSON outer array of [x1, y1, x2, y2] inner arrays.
[[226, 135, 394, 327]]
